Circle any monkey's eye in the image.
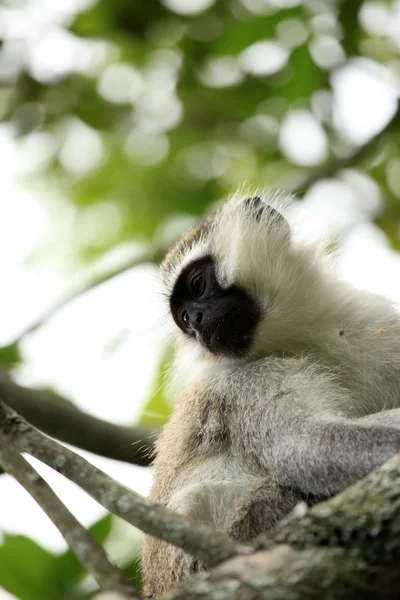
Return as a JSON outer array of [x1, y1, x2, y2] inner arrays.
[[189, 271, 205, 298]]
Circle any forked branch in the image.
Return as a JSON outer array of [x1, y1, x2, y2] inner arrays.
[[0, 400, 242, 568], [0, 429, 139, 599]]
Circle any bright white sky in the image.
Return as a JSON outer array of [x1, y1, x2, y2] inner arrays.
[[1, 2, 400, 599]]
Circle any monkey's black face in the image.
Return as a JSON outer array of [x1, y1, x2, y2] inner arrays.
[[170, 257, 260, 357]]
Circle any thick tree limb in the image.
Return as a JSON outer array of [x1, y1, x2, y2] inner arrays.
[[257, 453, 400, 559], [163, 455, 400, 599], [289, 100, 400, 195], [162, 546, 378, 600], [0, 400, 243, 568], [94, 594, 131, 600], [0, 374, 156, 466], [0, 429, 139, 599]]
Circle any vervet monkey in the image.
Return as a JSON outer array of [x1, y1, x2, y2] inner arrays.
[[141, 193, 400, 597]]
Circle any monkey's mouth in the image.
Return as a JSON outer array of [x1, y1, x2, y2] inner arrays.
[[202, 316, 224, 350], [202, 311, 256, 358]]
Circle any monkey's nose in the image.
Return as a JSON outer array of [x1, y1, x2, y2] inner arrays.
[[189, 312, 202, 329]]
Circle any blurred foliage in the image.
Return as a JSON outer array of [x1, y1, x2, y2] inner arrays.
[[0, 514, 143, 598], [0, 515, 113, 599], [1, 0, 400, 597], [1, 0, 400, 267], [0, 343, 21, 368], [139, 343, 174, 427]]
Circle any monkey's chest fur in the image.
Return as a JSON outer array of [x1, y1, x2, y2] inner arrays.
[[148, 379, 302, 541], [147, 350, 399, 540]]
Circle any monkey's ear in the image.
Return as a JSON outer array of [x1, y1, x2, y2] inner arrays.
[[244, 197, 290, 239], [265, 205, 291, 243], [244, 196, 264, 220]]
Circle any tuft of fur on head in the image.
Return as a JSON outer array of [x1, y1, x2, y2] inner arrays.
[[160, 186, 295, 292]]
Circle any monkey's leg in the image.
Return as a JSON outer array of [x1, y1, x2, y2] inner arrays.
[[143, 479, 303, 597], [142, 534, 203, 598], [225, 477, 304, 542]]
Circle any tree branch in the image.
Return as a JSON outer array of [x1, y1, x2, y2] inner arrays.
[[163, 455, 400, 599], [4, 391, 400, 599], [0, 400, 242, 568], [0, 429, 139, 599], [288, 100, 400, 195], [0, 374, 156, 466], [257, 453, 400, 559], [162, 545, 376, 600], [15, 246, 165, 342]]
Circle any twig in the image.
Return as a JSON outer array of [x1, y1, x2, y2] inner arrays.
[[15, 247, 164, 342], [288, 100, 400, 195], [0, 400, 242, 567], [0, 429, 139, 599], [0, 374, 156, 466]]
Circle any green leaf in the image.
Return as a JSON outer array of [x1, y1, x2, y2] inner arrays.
[[0, 342, 21, 367], [0, 536, 60, 600], [88, 513, 114, 543], [124, 556, 143, 592], [338, 0, 364, 57], [278, 44, 327, 101], [139, 344, 174, 427], [0, 516, 113, 600], [211, 7, 303, 54]]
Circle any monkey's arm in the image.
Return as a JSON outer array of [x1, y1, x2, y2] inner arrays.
[[223, 359, 400, 497], [267, 417, 400, 495]]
